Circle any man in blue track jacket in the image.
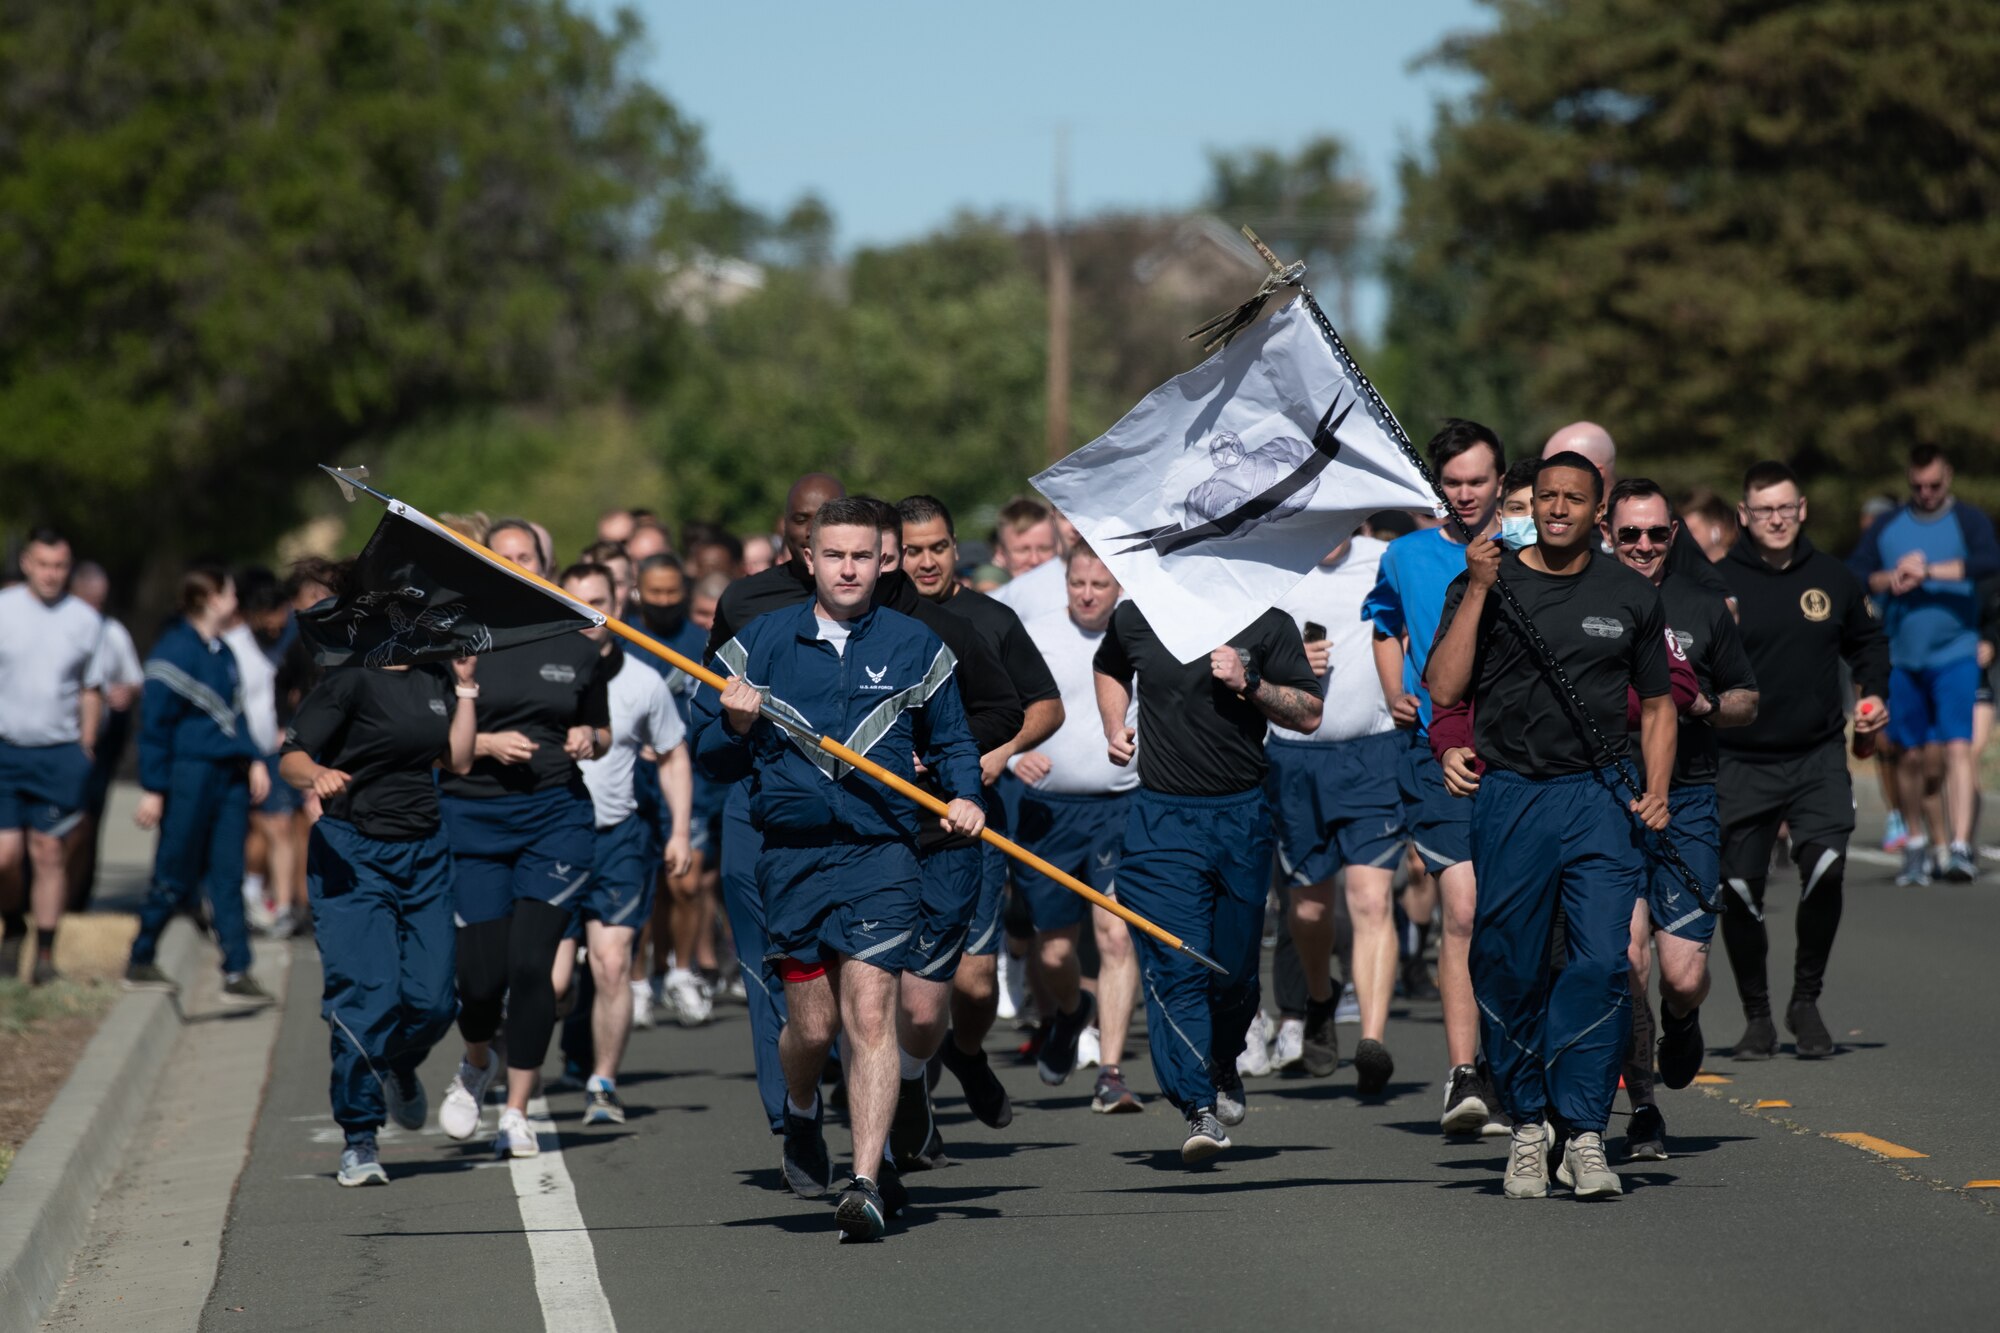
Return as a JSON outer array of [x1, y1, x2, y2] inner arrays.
[[692, 496, 985, 1243]]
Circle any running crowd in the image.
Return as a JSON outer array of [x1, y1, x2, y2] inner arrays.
[[0, 426, 1990, 1238]]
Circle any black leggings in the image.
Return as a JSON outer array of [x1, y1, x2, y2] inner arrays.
[[454, 899, 572, 1071], [1720, 840, 1846, 1017]]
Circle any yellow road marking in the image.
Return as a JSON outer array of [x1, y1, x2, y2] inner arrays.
[[1753, 1100, 1792, 1109], [1693, 1074, 1731, 1085], [1966, 1180, 2000, 1189], [1827, 1132, 1927, 1159]]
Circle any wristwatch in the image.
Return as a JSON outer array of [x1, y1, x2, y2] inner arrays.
[[1240, 665, 1263, 697]]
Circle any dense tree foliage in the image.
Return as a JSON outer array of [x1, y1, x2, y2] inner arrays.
[[1384, 0, 2000, 530]]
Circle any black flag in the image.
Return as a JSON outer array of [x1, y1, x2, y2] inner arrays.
[[296, 504, 598, 668]]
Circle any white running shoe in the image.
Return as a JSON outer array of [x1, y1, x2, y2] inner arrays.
[[666, 968, 712, 1027], [630, 978, 655, 1030], [1075, 1025, 1102, 1071], [1272, 1017, 1305, 1071], [268, 908, 296, 941], [1334, 981, 1361, 1025], [241, 881, 275, 932], [997, 954, 1026, 1022], [440, 1053, 501, 1141], [1236, 1010, 1275, 1078], [494, 1107, 539, 1159]]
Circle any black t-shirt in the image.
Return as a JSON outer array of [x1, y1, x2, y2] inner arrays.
[[282, 665, 454, 840], [439, 636, 610, 800], [1658, 572, 1756, 787], [1093, 604, 1320, 797], [1434, 548, 1670, 778], [935, 587, 1061, 707]]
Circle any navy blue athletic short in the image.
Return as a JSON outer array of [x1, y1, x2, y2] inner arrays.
[[1397, 731, 1471, 872], [0, 740, 90, 836], [1646, 784, 1719, 942], [439, 785, 595, 926], [758, 835, 919, 971], [257, 752, 303, 815], [907, 843, 982, 981], [583, 813, 657, 929], [1011, 788, 1129, 931], [1267, 732, 1407, 885], [971, 776, 1019, 955]]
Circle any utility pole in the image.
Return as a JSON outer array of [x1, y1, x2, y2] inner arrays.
[[1045, 125, 1071, 466]]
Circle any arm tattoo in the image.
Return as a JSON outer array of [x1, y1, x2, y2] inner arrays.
[[1252, 682, 1322, 732]]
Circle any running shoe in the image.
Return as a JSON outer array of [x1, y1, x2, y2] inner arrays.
[[1400, 956, 1441, 1001], [1181, 1108, 1231, 1163], [877, 1159, 909, 1218], [121, 962, 178, 993], [268, 908, 297, 941], [1730, 1013, 1777, 1060], [1657, 1004, 1704, 1089], [1037, 992, 1095, 1086], [494, 1107, 539, 1159], [30, 956, 62, 986], [1474, 1059, 1509, 1135], [1896, 839, 1932, 887], [1880, 810, 1908, 853], [1440, 1063, 1493, 1135], [1214, 1069, 1248, 1126], [583, 1080, 626, 1126], [1091, 1067, 1143, 1114], [1236, 1010, 1274, 1078], [1786, 998, 1834, 1058], [836, 1176, 889, 1242], [939, 1040, 1014, 1128], [890, 1075, 939, 1170], [383, 1069, 427, 1132], [1075, 1024, 1101, 1071], [997, 954, 1026, 1023], [781, 1100, 833, 1198], [666, 968, 712, 1026], [1504, 1122, 1550, 1199], [721, 972, 749, 1005], [1334, 980, 1361, 1025], [1625, 1104, 1668, 1162], [440, 1053, 501, 1140], [1272, 1017, 1305, 1071], [337, 1140, 389, 1187], [220, 974, 274, 1006], [630, 978, 655, 1030], [1301, 1011, 1339, 1078], [1943, 843, 1980, 882], [1352, 1037, 1394, 1097], [1557, 1131, 1621, 1197]]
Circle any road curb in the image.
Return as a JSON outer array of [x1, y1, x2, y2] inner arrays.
[[0, 917, 203, 1331]]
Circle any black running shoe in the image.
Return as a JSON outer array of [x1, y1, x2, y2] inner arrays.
[[1037, 992, 1095, 1086], [889, 1075, 936, 1170], [939, 1040, 1014, 1128], [1786, 999, 1834, 1058], [1400, 956, 1440, 1001], [1353, 1037, 1395, 1097], [1730, 1013, 1777, 1060], [1302, 1005, 1340, 1078], [1181, 1107, 1230, 1163], [836, 1176, 889, 1242], [1657, 1005, 1704, 1089], [877, 1159, 909, 1218], [1625, 1104, 1668, 1162], [1440, 1063, 1490, 1135], [781, 1101, 833, 1199]]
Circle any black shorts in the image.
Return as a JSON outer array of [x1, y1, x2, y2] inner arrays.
[[1716, 739, 1855, 879]]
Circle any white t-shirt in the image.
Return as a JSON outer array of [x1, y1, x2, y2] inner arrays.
[[989, 558, 1067, 622], [581, 650, 685, 828], [1009, 608, 1139, 795], [1268, 536, 1396, 744], [95, 618, 144, 696], [815, 616, 851, 658], [0, 585, 107, 746], [223, 624, 280, 755]]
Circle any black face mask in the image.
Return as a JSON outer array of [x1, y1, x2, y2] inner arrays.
[[637, 598, 688, 637]]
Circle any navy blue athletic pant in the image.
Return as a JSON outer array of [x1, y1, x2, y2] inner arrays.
[[721, 784, 789, 1133], [131, 758, 254, 976], [1470, 767, 1646, 1135], [308, 818, 458, 1146], [1114, 787, 1272, 1115]]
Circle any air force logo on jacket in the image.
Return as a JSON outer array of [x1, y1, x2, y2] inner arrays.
[[690, 601, 984, 842]]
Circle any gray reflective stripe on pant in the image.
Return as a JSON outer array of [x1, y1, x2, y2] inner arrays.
[[1477, 996, 1541, 1066], [1662, 905, 1709, 935], [1143, 967, 1212, 1081], [1545, 993, 1630, 1061], [1726, 877, 1762, 921], [144, 660, 240, 737], [1801, 849, 1841, 900], [851, 930, 911, 965], [549, 871, 590, 908], [606, 894, 644, 926], [912, 928, 969, 978]]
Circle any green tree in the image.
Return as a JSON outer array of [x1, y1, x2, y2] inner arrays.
[[1388, 0, 2000, 528], [1205, 136, 1375, 331], [0, 0, 738, 593]]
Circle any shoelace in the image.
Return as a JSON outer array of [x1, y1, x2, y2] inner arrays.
[[1508, 1130, 1547, 1177], [1568, 1134, 1609, 1175]]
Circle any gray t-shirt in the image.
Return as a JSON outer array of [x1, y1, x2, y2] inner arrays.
[[0, 585, 107, 746]]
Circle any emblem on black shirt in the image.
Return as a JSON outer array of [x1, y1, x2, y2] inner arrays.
[[427, 698, 448, 716], [539, 663, 577, 683], [1581, 616, 1625, 639], [1800, 588, 1831, 622], [1672, 629, 1694, 656]]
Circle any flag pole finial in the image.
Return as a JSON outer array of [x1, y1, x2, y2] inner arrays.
[[318, 464, 383, 505]]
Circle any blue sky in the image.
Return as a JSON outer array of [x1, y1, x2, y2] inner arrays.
[[611, 1, 1492, 334]]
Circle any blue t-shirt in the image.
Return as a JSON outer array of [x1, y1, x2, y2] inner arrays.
[[1361, 527, 1471, 731], [1870, 507, 1979, 669]]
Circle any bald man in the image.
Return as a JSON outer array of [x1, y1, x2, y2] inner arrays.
[[1542, 423, 1733, 602]]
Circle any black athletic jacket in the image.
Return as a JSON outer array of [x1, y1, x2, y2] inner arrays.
[[1716, 532, 1888, 757]]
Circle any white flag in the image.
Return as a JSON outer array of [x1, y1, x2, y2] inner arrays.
[[1032, 296, 1441, 662]]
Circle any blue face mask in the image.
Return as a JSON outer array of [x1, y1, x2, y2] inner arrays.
[[1497, 515, 1538, 550]]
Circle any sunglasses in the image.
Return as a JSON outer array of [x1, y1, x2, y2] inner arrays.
[[1614, 525, 1674, 546]]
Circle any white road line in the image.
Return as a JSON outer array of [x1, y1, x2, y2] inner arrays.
[[509, 1095, 617, 1332], [1848, 849, 1898, 867]]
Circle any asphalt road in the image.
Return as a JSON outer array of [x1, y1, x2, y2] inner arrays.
[[196, 816, 2000, 1331]]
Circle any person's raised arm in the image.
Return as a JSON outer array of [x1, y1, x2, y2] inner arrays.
[[1426, 543, 1498, 708]]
